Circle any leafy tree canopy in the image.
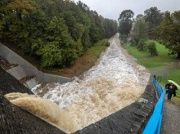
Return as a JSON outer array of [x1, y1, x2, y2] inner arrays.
[[158, 11, 180, 58], [132, 16, 149, 44], [0, 0, 118, 67], [118, 9, 134, 36], [144, 7, 163, 38]]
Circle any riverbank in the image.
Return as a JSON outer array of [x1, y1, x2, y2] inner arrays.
[[4, 39, 109, 78], [122, 41, 180, 105]]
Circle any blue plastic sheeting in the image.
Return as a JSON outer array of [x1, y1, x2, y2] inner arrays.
[[143, 78, 165, 134]]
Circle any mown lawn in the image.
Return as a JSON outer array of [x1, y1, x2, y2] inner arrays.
[[123, 41, 177, 68], [123, 41, 180, 97]]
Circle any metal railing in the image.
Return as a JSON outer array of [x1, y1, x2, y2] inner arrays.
[[143, 78, 165, 134]]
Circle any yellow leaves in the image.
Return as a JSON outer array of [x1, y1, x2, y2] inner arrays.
[[6, 0, 36, 13]]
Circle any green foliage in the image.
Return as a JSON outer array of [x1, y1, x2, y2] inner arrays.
[[158, 11, 180, 58], [146, 41, 158, 56], [81, 28, 91, 50], [119, 34, 128, 45], [103, 18, 118, 38], [123, 41, 177, 68], [37, 43, 63, 67], [0, 0, 118, 68], [123, 44, 149, 59], [86, 39, 109, 58], [144, 7, 163, 28], [144, 7, 163, 38], [31, 38, 43, 54], [137, 39, 147, 51], [132, 17, 149, 44], [118, 10, 134, 36]]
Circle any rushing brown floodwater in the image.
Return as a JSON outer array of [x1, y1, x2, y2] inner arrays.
[[5, 34, 151, 133]]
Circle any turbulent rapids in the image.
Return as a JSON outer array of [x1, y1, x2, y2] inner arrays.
[[5, 35, 150, 133]]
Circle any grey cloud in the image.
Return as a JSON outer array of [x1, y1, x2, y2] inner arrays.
[[74, 0, 180, 20]]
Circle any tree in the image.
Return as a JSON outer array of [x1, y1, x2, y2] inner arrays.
[[81, 28, 91, 50], [132, 15, 149, 44], [158, 11, 180, 59], [103, 19, 118, 38], [0, 0, 118, 68], [144, 7, 163, 38], [44, 16, 80, 67], [62, 11, 84, 41], [37, 43, 63, 67], [89, 11, 104, 43], [118, 9, 134, 36]]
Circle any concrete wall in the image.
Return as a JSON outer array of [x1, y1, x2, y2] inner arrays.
[[75, 80, 157, 134], [6, 66, 27, 80], [0, 43, 73, 83]]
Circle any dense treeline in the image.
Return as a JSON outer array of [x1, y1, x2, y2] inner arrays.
[[0, 0, 118, 67], [118, 7, 180, 58]]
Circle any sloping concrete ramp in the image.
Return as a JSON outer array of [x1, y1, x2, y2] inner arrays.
[[0, 67, 65, 134], [0, 67, 157, 134]]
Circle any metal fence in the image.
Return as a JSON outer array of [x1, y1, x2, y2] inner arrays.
[[143, 78, 165, 134]]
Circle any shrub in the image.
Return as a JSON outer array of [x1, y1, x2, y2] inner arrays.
[[137, 39, 147, 51], [147, 41, 158, 56]]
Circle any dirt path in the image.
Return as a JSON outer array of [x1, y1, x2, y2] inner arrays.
[[161, 98, 180, 134]]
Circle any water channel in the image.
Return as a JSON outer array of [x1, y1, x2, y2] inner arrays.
[[30, 34, 151, 133]]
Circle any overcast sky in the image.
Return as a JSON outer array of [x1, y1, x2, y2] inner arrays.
[[73, 0, 180, 20]]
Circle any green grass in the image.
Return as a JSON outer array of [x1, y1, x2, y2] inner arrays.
[[123, 45, 149, 59], [123, 40, 180, 97], [42, 39, 109, 76], [86, 39, 109, 58], [123, 41, 177, 68]]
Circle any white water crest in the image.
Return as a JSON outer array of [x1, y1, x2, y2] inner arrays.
[[31, 34, 150, 133]]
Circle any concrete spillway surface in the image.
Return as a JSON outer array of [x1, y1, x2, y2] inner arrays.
[[6, 36, 151, 133]]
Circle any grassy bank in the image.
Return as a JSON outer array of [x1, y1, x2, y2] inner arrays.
[[55, 39, 109, 77], [123, 42, 177, 68], [123, 41, 180, 97], [5, 39, 109, 77]]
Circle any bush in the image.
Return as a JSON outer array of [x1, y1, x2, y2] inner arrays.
[[147, 41, 158, 56], [137, 39, 147, 51]]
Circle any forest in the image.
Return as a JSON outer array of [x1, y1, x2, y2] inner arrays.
[[0, 0, 118, 68], [1, 0, 179, 69]]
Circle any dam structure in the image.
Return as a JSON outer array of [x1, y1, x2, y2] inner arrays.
[[0, 35, 158, 134]]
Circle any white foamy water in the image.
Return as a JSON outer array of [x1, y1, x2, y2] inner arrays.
[[31, 35, 150, 133]]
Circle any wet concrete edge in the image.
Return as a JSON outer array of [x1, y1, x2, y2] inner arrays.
[[0, 67, 157, 134], [74, 78, 157, 134], [0, 67, 66, 134]]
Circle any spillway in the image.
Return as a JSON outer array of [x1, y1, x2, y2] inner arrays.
[[30, 35, 150, 133]]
